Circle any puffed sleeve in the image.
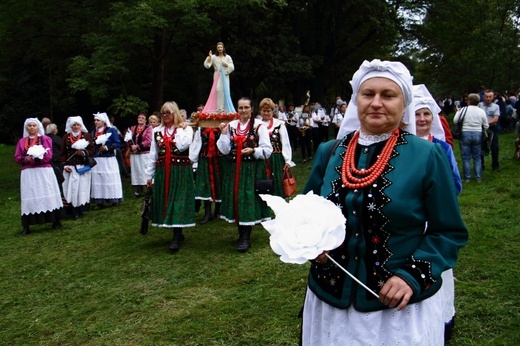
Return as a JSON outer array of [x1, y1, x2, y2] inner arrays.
[[217, 124, 231, 155], [145, 129, 159, 179], [174, 126, 193, 152], [253, 122, 273, 160], [279, 123, 295, 167], [189, 128, 202, 163]]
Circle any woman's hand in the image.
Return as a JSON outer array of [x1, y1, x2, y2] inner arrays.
[[146, 179, 153, 188], [314, 250, 329, 265], [131, 144, 139, 152], [64, 166, 73, 173], [219, 123, 228, 135], [75, 150, 84, 156], [98, 145, 107, 153], [379, 276, 413, 311], [241, 147, 254, 156], [208, 50, 212, 58]]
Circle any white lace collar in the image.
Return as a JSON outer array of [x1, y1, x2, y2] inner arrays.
[[357, 130, 393, 146]]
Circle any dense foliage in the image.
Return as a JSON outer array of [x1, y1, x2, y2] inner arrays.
[[1, 0, 520, 144]]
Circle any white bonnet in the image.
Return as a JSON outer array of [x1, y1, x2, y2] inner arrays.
[[93, 112, 112, 127], [65, 116, 89, 133], [23, 118, 45, 137], [337, 59, 416, 138], [413, 84, 445, 141]]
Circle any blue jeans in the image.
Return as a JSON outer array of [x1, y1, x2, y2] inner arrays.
[[460, 131, 482, 180]]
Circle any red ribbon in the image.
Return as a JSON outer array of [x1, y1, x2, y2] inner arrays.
[[162, 127, 177, 218], [203, 128, 220, 201], [232, 135, 247, 221]]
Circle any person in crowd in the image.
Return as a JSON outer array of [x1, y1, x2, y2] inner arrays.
[[217, 97, 273, 252], [454, 93, 489, 182], [413, 84, 463, 341], [302, 59, 468, 345], [414, 84, 462, 194], [127, 111, 153, 198], [310, 103, 324, 153], [60, 116, 95, 220], [148, 113, 160, 128], [277, 105, 287, 122], [90, 112, 124, 208], [14, 118, 64, 236], [109, 115, 131, 178], [479, 89, 500, 171], [203, 42, 235, 113], [285, 105, 299, 150], [41, 117, 51, 131], [297, 105, 313, 163], [332, 101, 346, 138], [145, 101, 195, 252], [190, 124, 224, 224], [46, 123, 63, 171], [259, 98, 295, 197]]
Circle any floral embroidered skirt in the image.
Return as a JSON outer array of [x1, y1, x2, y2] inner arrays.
[[194, 156, 223, 202], [219, 159, 271, 225], [151, 164, 195, 228]]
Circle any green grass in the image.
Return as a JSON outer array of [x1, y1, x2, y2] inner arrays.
[[0, 132, 519, 345]]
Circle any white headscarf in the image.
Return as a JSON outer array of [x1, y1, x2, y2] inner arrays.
[[412, 84, 445, 141], [23, 118, 45, 137], [65, 116, 89, 134], [337, 59, 416, 139], [93, 112, 112, 128]]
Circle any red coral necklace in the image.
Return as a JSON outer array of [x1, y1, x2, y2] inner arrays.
[[236, 120, 251, 136], [24, 136, 38, 150], [69, 131, 82, 144], [341, 129, 399, 189]]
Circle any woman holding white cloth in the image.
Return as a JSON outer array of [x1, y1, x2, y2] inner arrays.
[[60, 116, 95, 220]]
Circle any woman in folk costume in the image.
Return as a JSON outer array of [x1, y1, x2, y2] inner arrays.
[[302, 59, 468, 345], [90, 112, 124, 208], [14, 118, 64, 236], [189, 126, 224, 224], [413, 84, 462, 194], [217, 97, 273, 252], [413, 84, 462, 342], [126, 111, 153, 197], [258, 97, 295, 197], [203, 42, 235, 113], [60, 116, 95, 220], [145, 101, 195, 252]]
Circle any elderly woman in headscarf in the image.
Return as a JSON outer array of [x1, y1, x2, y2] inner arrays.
[[301, 59, 468, 345], [90, 112, 124, 208], [413, 84, 462, 341], [60, 116, 95, 220], [414, 84, 462, 194], [14, 118, 64, 236]]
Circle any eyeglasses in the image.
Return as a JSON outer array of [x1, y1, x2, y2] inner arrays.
[[238, 106, 251, 110], [161, 111, 173, 115]]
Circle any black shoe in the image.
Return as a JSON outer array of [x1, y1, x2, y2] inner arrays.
[[236, 226, 252, 253], [19, 227, 31, 237], [168, 229, 182, 252], [51, 221, 62, 230], [73, 215, 80, 221]]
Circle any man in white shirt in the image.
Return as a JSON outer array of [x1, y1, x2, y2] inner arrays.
[[479, 89, 500, 171]]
